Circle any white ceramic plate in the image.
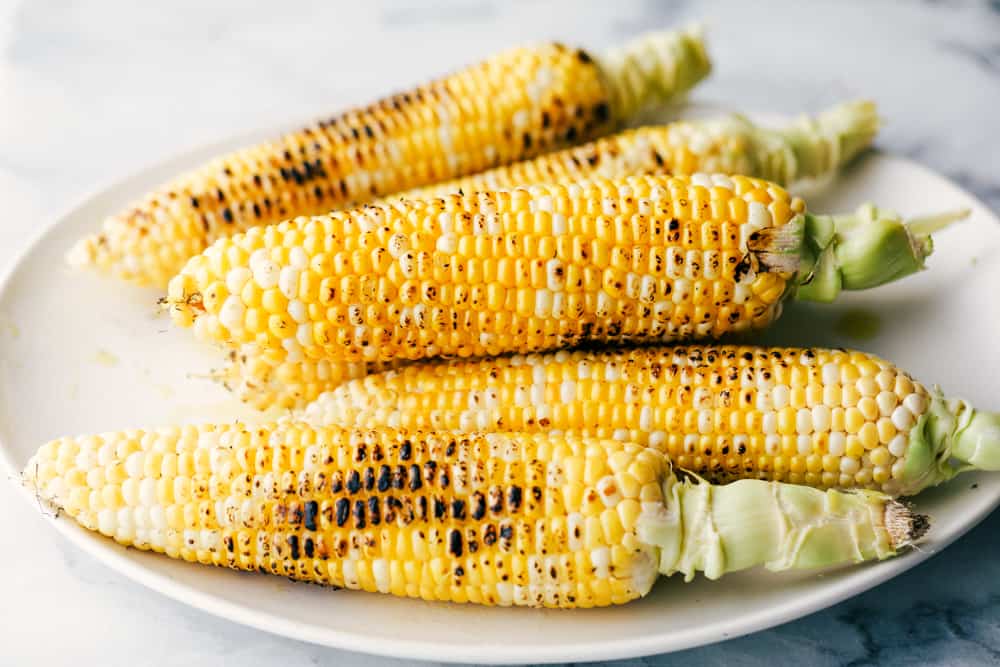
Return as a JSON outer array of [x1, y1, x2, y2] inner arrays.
[[2, 122, 1000, 664]]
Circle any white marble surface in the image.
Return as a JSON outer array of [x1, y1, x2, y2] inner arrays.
[[2, 0, 1000, 664]]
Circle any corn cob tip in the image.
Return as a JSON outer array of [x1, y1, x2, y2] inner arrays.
[[596, 24, 711, 121], [771, 100, 881, 183], [66, 237, 95, 268], [885, 500, 930, 548]]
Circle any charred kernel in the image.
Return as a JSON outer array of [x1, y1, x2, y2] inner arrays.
[[335, 498, 350, 526], [352, 499, 366, 529], [377, 465, 391, 492], [399, 440, 412, 460], [303, 536, 315, 558], [508, 486, 523, 511], [448, 529, 463, 557], [451, 499, 466, 520], [470, 492, 486, 520], [416, 495, 428, 521], [330, 472, 343, 493], [364, 467, 375, 491], [483, 524, 497, 546], [408, 464, 423, 490], [488, 486, 504, 513], [288, 534, 300, 560], [368, 497, 381, 525], [433, 497, 447, 519], [305, 500, 319, 530], [346, 470, 361, 494], [392, 465, 406, 489]]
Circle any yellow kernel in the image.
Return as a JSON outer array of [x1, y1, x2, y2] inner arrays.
[[845, 408, 865, 434], [845, 435, 865, 458], [870, 446, 891, 467], [858, 422, 879, 450]]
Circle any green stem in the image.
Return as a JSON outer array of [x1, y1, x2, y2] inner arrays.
[[793, 205, 968, 303], [640, 473, 924, 581], [595, 25, 711, 122]]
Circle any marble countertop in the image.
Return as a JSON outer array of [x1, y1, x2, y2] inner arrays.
[[2, 0, 999, 664]]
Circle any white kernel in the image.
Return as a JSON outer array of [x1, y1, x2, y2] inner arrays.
[[590, 547, 611, 579], [217, 296, 246, 333], [288, 246, 308, 269], [747, 201, 772, 229], [829, 432, 847, 456], [772, 385, 790, 409], [602, 198, 617, 216], [560, 380, 576, 403], [534, 289, 553, 318], [812, 405, 832, 432], [288, 299, 308, 324], [534, 195, 553, 213], [98, 509, 116, 536], [711, 174, 735, 190], [546, 259, 566, 291], [888, 434, 908, 457], [690, 173, 713, 188], [436, 234, 458, 254], [552, 213, 567, 235], [476, 410, 492, 430], [595, 476, 622, 507], [649, 431, 667, 450], [891, 460, 907, 479], [756, 369, 774, 392], [763, 413, 777, 435], [282, 337, 303, 362], [683, 434, 698, 453], [252, 259, 279, 289], [612, 429, 630, 441], [822, 363, 840, 385], [756, 391, 773, 411], [639, 406, 653, 431], [891, 406, 914, 431], [437, 212, 453, 234], [278, 267, 300, 299], [796, 408, 813, 434], [604, 364, 620, 382], [798, 435, 814, 455], [840, 457, 861, 474], [225, 267, 252, 294], [124, 452, 145, 479], [698, 410, 713, 434], [903, 393, 927, 416], [765, 435, 781, 455], [387, 233, 410, 257], [550, 292, 567, 318], [296, 323, 314, 347]]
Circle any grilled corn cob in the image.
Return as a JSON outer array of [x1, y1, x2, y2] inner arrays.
[[69, 27, 710, 287], [396, 100, 879, 202], [304, 346, 1000, 497], [222, 102, 880, 410], [167, 173, 964, 369], [24, 425, 924, 608]]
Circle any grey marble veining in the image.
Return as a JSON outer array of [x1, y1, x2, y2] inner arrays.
[[1, 1, 999, 665]]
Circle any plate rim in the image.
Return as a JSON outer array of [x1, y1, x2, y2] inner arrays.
[[2, 123, 999, 664]]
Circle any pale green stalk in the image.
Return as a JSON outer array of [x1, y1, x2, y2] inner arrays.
[[641, 474, 924, 581], [596, 24, 712, 120]]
